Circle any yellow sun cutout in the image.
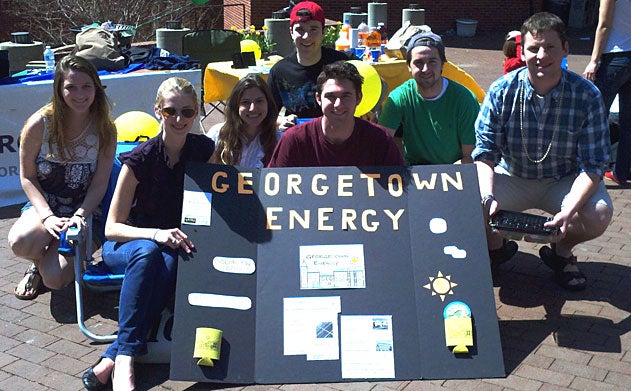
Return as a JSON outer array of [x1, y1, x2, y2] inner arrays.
[[423, 271, 458, 301]]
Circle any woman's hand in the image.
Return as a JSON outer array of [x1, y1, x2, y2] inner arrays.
[[582, 60, 599, 82], [42, 215, 69, 239], [153, 228, 194, 253], [65, 214, 87, 231]]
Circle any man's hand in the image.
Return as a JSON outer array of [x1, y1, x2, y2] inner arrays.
[[545, 210, 571, 243], [482, 194, 499, 220], [277, 114, 298, 131]]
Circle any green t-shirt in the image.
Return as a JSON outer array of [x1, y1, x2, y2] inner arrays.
[[378, 78, 479, 165]]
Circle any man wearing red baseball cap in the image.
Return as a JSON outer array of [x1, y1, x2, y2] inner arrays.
[[268, 1, 354, 130]]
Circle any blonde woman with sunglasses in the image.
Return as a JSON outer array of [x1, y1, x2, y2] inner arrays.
[[82, 77, 214, 391]]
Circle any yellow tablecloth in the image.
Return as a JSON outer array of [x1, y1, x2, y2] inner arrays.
[[204, 59, 485, 104]]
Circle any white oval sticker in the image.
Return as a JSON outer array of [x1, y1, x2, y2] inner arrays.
[[212, 256, 256, 274]]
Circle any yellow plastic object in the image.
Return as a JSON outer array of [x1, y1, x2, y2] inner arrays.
[[240, 39, 261, 60], [115, 111, 159, 142], [347, 60, 382, 117], [442, 61, 485, 103], [193, 327, 223, 367]]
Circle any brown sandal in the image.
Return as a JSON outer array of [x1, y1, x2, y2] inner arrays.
[[14, 264, 43, 300]]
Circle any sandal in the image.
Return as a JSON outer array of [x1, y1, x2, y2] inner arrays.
[[14, 263, 43, 300], [489, 240, 518, 268], [539, 245, 586, 291]]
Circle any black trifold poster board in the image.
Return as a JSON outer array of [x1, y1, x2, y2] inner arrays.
[[170, 163, 505, 384]]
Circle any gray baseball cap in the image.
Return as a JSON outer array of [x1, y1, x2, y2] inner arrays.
[[405, 31, 446, 62]]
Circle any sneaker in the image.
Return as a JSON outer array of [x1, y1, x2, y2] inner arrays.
[[604, 171, 627, 185], [489, 240, 518, 268]]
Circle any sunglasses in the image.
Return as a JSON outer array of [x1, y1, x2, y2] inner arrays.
[[161, 107, 197, 119]]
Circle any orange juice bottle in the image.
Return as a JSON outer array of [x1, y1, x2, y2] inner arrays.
[[357, 20, 369, 47], [365, 27, 381, 48], [341, 19, 352, 40], [335, 30, 351, 51]]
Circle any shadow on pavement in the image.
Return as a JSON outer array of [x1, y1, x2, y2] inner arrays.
[[49, 283, 119, 324], [494, 252, 631, 373]]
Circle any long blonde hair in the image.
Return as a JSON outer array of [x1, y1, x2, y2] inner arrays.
[[38, 55, 116, 161]]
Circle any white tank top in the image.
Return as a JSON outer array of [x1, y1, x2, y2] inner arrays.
[[605, 0, 631, 53]]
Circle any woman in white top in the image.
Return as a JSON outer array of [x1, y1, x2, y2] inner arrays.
[[583, 0, 631, 185], [208, 74, 281, 168], [9, 55, 116, 300]]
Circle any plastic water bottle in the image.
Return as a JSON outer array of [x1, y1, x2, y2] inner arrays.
[[44, 45, 55, 72], [341, 19, 352, 41], [357, 20, 369, 47], [377, 23, 388, 44]]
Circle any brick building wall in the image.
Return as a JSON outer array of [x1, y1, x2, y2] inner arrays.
[[0, 0, 568, 43], [224, 0, 547, 34], [224, 0, 252, 29], [1, 1, 22, 42]]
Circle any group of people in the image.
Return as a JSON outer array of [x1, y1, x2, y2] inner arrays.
[[6, 1, 628, 389]]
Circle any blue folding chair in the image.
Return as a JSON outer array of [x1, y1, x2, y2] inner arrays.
[[68, 141, 173, 362], [69, 142, 136, 342]]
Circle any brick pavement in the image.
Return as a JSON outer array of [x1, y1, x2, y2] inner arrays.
[[1, 29, 630, 391]]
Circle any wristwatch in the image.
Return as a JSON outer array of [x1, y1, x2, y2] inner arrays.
[[481, 194, 495, 208]]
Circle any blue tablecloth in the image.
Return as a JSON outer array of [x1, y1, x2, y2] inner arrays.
[[0, 62, 146, 85]]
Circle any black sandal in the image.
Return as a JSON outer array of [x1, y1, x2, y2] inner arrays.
[[14, 264, 43, 300], [489, 240, 518, 268], [539, 245, 586, 291]]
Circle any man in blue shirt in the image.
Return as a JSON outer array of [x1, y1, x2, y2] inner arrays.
[[472, 12, 613, 290]]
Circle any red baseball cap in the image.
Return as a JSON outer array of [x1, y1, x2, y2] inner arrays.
[[290, 1, 325, 26]]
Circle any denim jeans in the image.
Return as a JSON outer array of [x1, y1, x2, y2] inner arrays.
[[101, 239, 178, 360], [596, 51, 631, 181]]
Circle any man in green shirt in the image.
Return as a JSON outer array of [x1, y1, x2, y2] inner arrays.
[[378, 32, 479, 165]]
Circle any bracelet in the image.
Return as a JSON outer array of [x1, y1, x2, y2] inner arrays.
[[481, 194, 495, 208], [73, 213, 86, 221], [41, 214, 54, 224], [152, 229, 160, 242]]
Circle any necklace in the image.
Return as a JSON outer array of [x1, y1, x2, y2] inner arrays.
[[518, 76, 563, 164]]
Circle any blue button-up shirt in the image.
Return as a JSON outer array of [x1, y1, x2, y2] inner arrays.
[[472, 68, 610, 179]]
